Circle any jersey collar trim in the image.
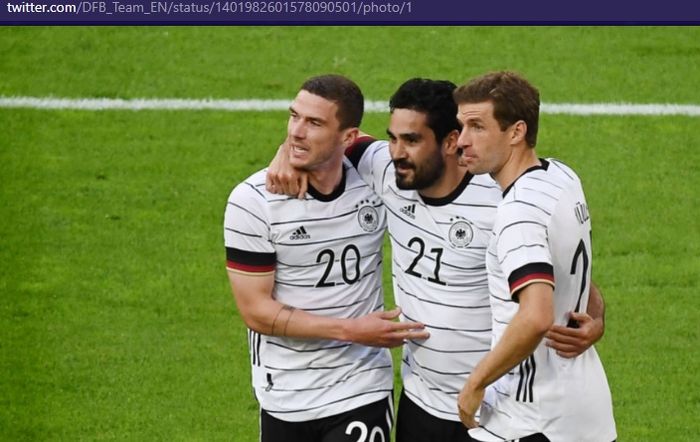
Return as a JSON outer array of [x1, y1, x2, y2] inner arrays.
[[420, 171, 474, 207], [502, 158, 550, 198], [307, 166, 347, 202]]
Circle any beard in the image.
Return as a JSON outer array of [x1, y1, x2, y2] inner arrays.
[[394, 154, 445, 190]]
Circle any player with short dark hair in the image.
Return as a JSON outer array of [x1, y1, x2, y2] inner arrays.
[[224, 74, 428, 442], [301, 74, 364, 130], [455, 71, 616, 442]]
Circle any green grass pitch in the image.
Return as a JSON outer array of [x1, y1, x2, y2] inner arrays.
[[1, 26, 699, 440]]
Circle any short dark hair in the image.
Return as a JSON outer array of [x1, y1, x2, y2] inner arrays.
[[300, 74, 364, 129], [389, 78, 460, 144], [453, 71, 540, 147]]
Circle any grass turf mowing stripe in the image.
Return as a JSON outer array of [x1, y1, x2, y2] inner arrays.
[[2, 96, 700, 116]]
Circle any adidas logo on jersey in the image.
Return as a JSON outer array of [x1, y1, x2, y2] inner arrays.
[[400, 204, 416, 219], [289, 226, 311, 240]]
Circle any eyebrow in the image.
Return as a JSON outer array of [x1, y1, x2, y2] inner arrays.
[[457, 113, 483, 123], [290, 106, 326, 125], [387, 129, 421, 141]]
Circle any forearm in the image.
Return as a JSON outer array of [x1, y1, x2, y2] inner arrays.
[[468, 309, 547, 390], [229, 271, 425, 348], [233, 286, 350, 341], [265, 302, 351, 341], [586, 281, 605, 322], [468, 283, 553, 390]]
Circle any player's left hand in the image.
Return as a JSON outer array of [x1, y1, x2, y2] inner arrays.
[[545, 311, 604, 358], [457, 382, 483, 429]]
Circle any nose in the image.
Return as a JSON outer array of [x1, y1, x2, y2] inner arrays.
[[289, 118, 306, 140], [389, 140, 407, 161], [456, 126, 470, 149]]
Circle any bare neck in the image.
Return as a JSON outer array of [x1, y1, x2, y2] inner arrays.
[[492, 147, 540, 191], [307, 155, 345, 195]]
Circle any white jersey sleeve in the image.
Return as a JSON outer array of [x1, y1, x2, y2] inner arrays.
[[224, 170, 276, 274], [495, 182, 556, 298]]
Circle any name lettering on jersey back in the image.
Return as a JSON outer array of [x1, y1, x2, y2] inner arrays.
[[574, 202, 590, 225]]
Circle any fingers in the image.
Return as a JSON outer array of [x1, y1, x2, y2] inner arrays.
[[296, 174, 308, 200], [398, 329, 431, 340], [460, 414, 478, 429], [383, 312, 428, 335], [282, 176, 301, 197], [457, 402, 478, 429], [374, 307, 430, 343], [378, 307, 401, 320], [568, 311, 592, 323], [266, 174, 296, 195], [545, 324, 585, 358], [265, 171, 280, 193], [545, 339, 581, 357], [390, 319, 425, 331], [545, 326, 582, 342], [555, 350, 580, 358]]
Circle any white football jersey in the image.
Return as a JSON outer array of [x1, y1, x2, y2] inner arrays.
[[223, 159, 393, 422], [470, 158, 616, 442], [351, 139, 502, 422]]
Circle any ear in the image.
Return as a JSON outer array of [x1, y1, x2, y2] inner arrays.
[[341, 127, 359, 149], [442, 129, 461, 155], [510, 121, 527, 146]]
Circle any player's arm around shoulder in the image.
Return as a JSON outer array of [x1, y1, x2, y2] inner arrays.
[[265, 132, 385, 198]]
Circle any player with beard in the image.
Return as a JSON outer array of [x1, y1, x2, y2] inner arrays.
[[266, 78, 606, 441]]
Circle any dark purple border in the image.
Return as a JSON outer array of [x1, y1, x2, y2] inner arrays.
[[1, 0, 698, 24]]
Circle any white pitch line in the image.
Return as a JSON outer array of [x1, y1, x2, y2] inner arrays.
[[1, 96, 700, 116]]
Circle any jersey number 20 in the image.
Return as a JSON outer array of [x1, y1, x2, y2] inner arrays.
[[316, 245, 362, 287]]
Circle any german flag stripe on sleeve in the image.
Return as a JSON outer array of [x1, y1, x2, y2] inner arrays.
[[226, 247, 276, 273], [508, 262, 554, 297]]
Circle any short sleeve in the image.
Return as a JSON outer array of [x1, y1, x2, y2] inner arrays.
[[495, 201, 554, 300], [223, 179, 276, 274]]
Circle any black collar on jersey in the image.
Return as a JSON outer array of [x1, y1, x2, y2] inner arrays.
[[307, 166, 347, 202], [502, 158, 550, 198], [420, 170, 474, 207]]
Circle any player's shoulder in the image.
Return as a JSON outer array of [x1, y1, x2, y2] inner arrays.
[[351, 135, 388, 152], [512, 158, 578, 196], [545, 157, 582, 185], [346, 135, 388, 167], [470, 173, 499, 187], [227, 168, 273, 203], [370, 139, 389, 150], [499, 162, 556, 223], [458, 173, 502, 207], [469, 173, 502, 194]]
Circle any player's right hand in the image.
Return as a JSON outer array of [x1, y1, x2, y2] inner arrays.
[[346, 307, 430, 348]]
